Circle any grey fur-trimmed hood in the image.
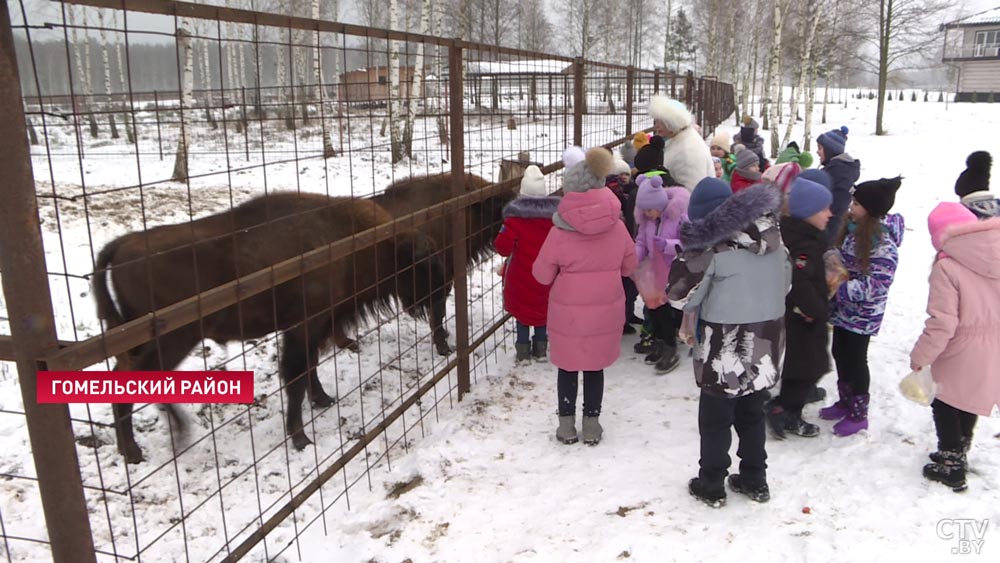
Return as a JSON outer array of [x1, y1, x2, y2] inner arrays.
[[680, 183, 782, 253], [502, 195, 561, 219]]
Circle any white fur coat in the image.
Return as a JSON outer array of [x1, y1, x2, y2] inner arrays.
[[664, 127, 716, 191]]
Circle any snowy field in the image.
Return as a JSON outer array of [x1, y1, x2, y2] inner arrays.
[[2, 91, 1000, 562]]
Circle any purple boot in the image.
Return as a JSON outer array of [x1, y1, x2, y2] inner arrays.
[[819, 381, 853, 421], [833, 394, 869, 437]]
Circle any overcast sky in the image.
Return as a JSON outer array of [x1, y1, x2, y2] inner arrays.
[[11, 0, 1000, 46]]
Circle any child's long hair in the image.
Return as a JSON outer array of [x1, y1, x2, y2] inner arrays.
[[837, 213, 883, 275]]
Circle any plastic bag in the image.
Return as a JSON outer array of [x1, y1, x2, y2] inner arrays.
[[634, 253, 670, 309], [899, 368, 937, 406], [824, 248, 849, 298]]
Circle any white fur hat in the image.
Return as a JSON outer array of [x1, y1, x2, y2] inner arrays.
[[519, 165, 547, 197], [562, 145, 586, 169], [648, 96, 693, 133], [613, 158, 631, 175]]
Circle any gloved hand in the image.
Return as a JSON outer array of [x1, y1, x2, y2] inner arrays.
[[653, 237, 669, 252]]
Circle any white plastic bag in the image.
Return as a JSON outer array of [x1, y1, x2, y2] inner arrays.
[[899, 368, 937, 406]]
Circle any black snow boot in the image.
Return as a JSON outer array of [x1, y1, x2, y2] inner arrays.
[[654, 345, 680, 374], [804, 385, 827, 404], [923, 450, 968, 493], [727, 474, 770, 503], [930, 436, 972, 464], [644, 339, 666, 365], [688, 477, 726, 508], [634, 331, 654, 355]]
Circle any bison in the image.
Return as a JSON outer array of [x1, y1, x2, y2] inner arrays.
[[92, 192, 448, 463]]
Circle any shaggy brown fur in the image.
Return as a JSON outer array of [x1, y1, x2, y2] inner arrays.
[[93, 192, 446, 463]]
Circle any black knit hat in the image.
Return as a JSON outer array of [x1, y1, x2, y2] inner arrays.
[[954, 151, 992, 198], [853, 176, 902, 217], [634, 135, 665, 174]]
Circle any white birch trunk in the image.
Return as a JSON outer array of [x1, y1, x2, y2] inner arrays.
[[403, 0, 432, 158], [112, 11, 134, 144], [803, 54, 818, 150], [388, 0, 405, 163], [98, 10, 119, 139], [784, 0, 820, 147], [767, 0, 787, 158], [172, 24, 195, 182]]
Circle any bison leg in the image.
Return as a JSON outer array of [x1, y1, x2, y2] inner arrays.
[[114, 333, 198, 464], [280, 323, 333, 451], [431, 295, 453, 356], [113, 403, 144, 464]]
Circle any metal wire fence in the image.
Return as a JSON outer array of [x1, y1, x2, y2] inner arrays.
[[0, 1, 735, 561]]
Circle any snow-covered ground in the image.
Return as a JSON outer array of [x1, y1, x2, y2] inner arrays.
[[2, 92, 1000, 562]]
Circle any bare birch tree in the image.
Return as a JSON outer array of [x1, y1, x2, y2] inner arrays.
[[172, 24, 196, 182], [97, 10, 119, 139], [387, 0, 406, 162], [783, 0, 821, 147], [765, 0, 789, 158]]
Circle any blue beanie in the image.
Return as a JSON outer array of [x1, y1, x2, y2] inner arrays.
[[788, 177, 833, 220], [817, 126, 848, 158], [797, 168, 832, 190], [689, 177, 733, 221], [635, 175, 670, 211]]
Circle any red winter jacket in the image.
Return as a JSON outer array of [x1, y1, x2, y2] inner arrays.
[[730, 170, 759, 193], [494, 196, 561, 326]]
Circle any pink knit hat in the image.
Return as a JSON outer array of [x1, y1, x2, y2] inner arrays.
[[928, 202, 977, 251]]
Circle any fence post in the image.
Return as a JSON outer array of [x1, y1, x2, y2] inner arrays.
[[154, 89, 163, 160], [448, 41, 471, 399], [653, 69, 659, 95], [573, 57, 584, 146], [625, 67, 634, 137], [0, 4, 98, 562]]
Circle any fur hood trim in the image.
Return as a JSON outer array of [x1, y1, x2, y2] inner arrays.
[[503, 195, 561, 219], [648, 96, 694, 133], [680, 183, 782, 251]]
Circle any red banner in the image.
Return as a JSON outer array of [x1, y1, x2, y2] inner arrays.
[[37, 371, 254, 404]]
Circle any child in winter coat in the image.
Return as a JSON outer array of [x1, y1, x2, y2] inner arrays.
[[668, 178, 790, 507], [817, 126, 862, 242], [709, 131, 736, 182], [730, 147, 762, 193], [533, 147, 638, 446], [954, 151, 1000, 219], [909, 202, 1000, 492], [495, 165, 561, 364], [821, 177, 905, 437], [732, 115, 769, 171], [633, 174, 690, 374], [607, 158, 642, 334], [766, 178, 834, 439]]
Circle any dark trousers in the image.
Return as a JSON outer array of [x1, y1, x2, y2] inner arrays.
[[557, 369, 604, 417], [515, 321, 547, 344], [832, 327, 871, 395], [932, 399, 978, 452], [623, 276, 639, 322], [698, 390, 768, 487], [648, 305, 679, 349], [778, 376, 823, 415]]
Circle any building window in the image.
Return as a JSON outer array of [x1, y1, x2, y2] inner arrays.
[[974, 30, 1000, 57]]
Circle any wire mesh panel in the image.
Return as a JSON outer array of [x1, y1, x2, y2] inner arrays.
[[0, 1, 735, 562]]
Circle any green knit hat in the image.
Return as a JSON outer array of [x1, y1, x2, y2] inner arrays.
[[776, 142, 814, 168]]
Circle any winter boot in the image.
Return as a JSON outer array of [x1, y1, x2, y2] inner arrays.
[[623, 323, 637, 335], [633, 331, 655, 355], [727, 474, 770, 503], [515, 342, 532, 365], [784, 412, 820, 438], [644, 339, 666, 365], [930, 437, 972, 464], [531, 340, 548, 362], [581, 416, 603, 445], [556, 415, 578, 445], [804, 385, 827, 404], [819, 381, 853, 421], [688, 477, 726, 508], [654, 345, 680, 374], [923, 450, 968, 492], [833, 393, 869, 437], [765, 400, 789, 440]]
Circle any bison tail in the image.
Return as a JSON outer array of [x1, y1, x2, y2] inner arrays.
[[92, 239, 126, 329]]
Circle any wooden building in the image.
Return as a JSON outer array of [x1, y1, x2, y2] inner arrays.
[[942, 7, 1000, 102]]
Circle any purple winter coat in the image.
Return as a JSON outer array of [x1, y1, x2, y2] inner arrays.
[[829, 213, 905, 336]]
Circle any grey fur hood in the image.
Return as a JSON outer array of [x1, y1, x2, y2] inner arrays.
[[680, 183, 782, 253], [502, 195, 561, 219]]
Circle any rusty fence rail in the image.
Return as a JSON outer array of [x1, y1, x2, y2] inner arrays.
[[0, 0, 735, 561]]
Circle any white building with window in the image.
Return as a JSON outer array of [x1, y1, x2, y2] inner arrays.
[[942, 7, 1000, 101]]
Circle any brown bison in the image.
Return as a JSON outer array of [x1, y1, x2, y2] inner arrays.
[[93, 192, 448, 463]]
